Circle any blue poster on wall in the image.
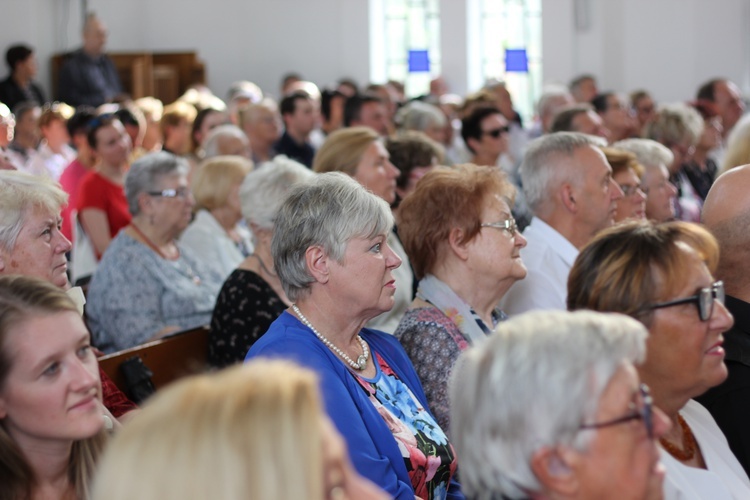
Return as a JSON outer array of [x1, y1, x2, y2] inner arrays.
[[408, 50, 430, 72], [505, 49, 528, 73]]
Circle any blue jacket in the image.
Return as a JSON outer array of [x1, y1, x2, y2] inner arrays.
[[247, 311, 463, 500]]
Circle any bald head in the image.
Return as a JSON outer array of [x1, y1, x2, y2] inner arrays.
[[703, 165, 750, 297], [83, 14, 108, 56]]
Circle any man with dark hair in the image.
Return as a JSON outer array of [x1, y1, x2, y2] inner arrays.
[[550, 103, 610, 141], [697, 78, 745, 143], [58, 13, 123, 107], [274, 91, 316, 167], [460, 106, 509, 167], [0, 44, 45, 110], [344, 94, 390, 136], [320, 89, 346, 136], [591, 92, 637, 142]]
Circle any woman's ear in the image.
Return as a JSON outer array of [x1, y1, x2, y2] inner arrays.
[[447, 227, 470, 261], [530, 445, 580, 497], [305, 245, 330, 284]]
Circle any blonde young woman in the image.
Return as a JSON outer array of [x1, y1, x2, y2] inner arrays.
[[0, 275, 107, 500], [92, 359, 386, 500]]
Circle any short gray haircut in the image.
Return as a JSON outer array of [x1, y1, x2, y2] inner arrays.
[[612, 138, 674, 170], [536, 85, 573, 118], [240, 155, 316, 230], [202, 124, 249, 158], [644, 103, 703, 147], [0, 171, 68, 252], [272, 172, 394, 302], [450, 310, 647, 500], [520, 132, 606, 214], [394, 101, 446, 133], [125, 152, 189, 216]]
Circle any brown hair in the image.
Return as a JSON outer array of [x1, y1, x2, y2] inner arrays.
[[567, 220, 720, 326], [398, 163, 516, 279], [0, 275, 106, 500], [385, 131, 444, 190]]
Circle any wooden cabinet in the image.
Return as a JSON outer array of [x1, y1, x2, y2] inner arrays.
[[51, 51, 206, 104]]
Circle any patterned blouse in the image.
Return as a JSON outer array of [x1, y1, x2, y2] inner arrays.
[[209, 269, 286, 368], [395, 306, 503, 434], [354, 352, 458, 500]]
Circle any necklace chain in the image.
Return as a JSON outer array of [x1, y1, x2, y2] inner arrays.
[[253, 253, 277, 277], [659, 414, 696, 461], [130, 223, 201, 285], [291, 304, 369, 370]]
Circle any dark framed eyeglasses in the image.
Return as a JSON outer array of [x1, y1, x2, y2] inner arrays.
[[580, 384, 654, 439], [482, 126, 510, 138], [147, 187, 190, 199], [648, 280, 724, 322], [480, 217, 517, 237]]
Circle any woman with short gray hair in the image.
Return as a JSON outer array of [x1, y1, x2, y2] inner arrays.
[[451, 310, 669, 500], [209, 156, 314, 368], [247, 172, 463, 500], [87, 151, 223, 353]]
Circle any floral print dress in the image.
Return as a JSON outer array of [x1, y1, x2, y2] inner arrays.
[[354, 352, 458, 500]]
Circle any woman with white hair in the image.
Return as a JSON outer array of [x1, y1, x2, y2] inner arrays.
[[644, 103, 704, 222], [450, 310, 670, 500], [247, 173, 462, 500], [394, 100, 448, 145], [86, 152, 223, 353], [613, 138, 679, 222], [209, 156, 315, 368]]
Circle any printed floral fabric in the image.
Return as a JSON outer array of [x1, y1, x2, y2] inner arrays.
[[355, 352, 458, 500]]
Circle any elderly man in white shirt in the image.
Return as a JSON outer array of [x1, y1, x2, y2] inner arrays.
[[500, 132, 622, 314]]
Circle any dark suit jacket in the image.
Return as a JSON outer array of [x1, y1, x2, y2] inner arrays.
[[0, 76, 45, 111], [695, 294, 750, 477]]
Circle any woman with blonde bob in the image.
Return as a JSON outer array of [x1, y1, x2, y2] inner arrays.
[[180, 155, 254, 280], [450, 310, 669, 500], [313, 126, 411, 334], [568, 220, 750, 499], [0, 275, 107, 500], [92, 359, 386, 500]]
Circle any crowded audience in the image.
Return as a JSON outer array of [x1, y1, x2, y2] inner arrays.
[[1, 27, 749, 499]]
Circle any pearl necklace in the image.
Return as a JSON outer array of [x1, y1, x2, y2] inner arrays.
[[292, 304, 369, 370]]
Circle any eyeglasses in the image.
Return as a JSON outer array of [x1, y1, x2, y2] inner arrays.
[[648, 281, 724, 322], [480, 217, 517, 237], [619, 184, 645, 198], [147, 187, 191, 199], [483, 126, 510, 138], [580, 384, 654, 439]]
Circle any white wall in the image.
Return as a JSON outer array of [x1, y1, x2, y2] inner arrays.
[[0, 0, 747, 106], [542, 0, 748, 103]]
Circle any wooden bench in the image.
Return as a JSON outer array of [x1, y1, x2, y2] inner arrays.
[[98, 325, 210, 393]]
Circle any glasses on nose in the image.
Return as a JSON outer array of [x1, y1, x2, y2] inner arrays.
[[482, 126, 510, 139], [648, 280, 724, 322], [480, 217, 517, 237], [580, 384, 654, 439], [619, 184, 645, 198], [147, 187, 191, 199]]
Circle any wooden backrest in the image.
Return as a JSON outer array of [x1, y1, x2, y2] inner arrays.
[[98, 325, 210, 393]]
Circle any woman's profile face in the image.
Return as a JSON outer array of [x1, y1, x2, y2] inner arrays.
[[353, 141, 400, 204], [149, 173, 195, 234], [640, 246, 733, 400], [321, 417, 388, 500], [0, 311, 103, 446]]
